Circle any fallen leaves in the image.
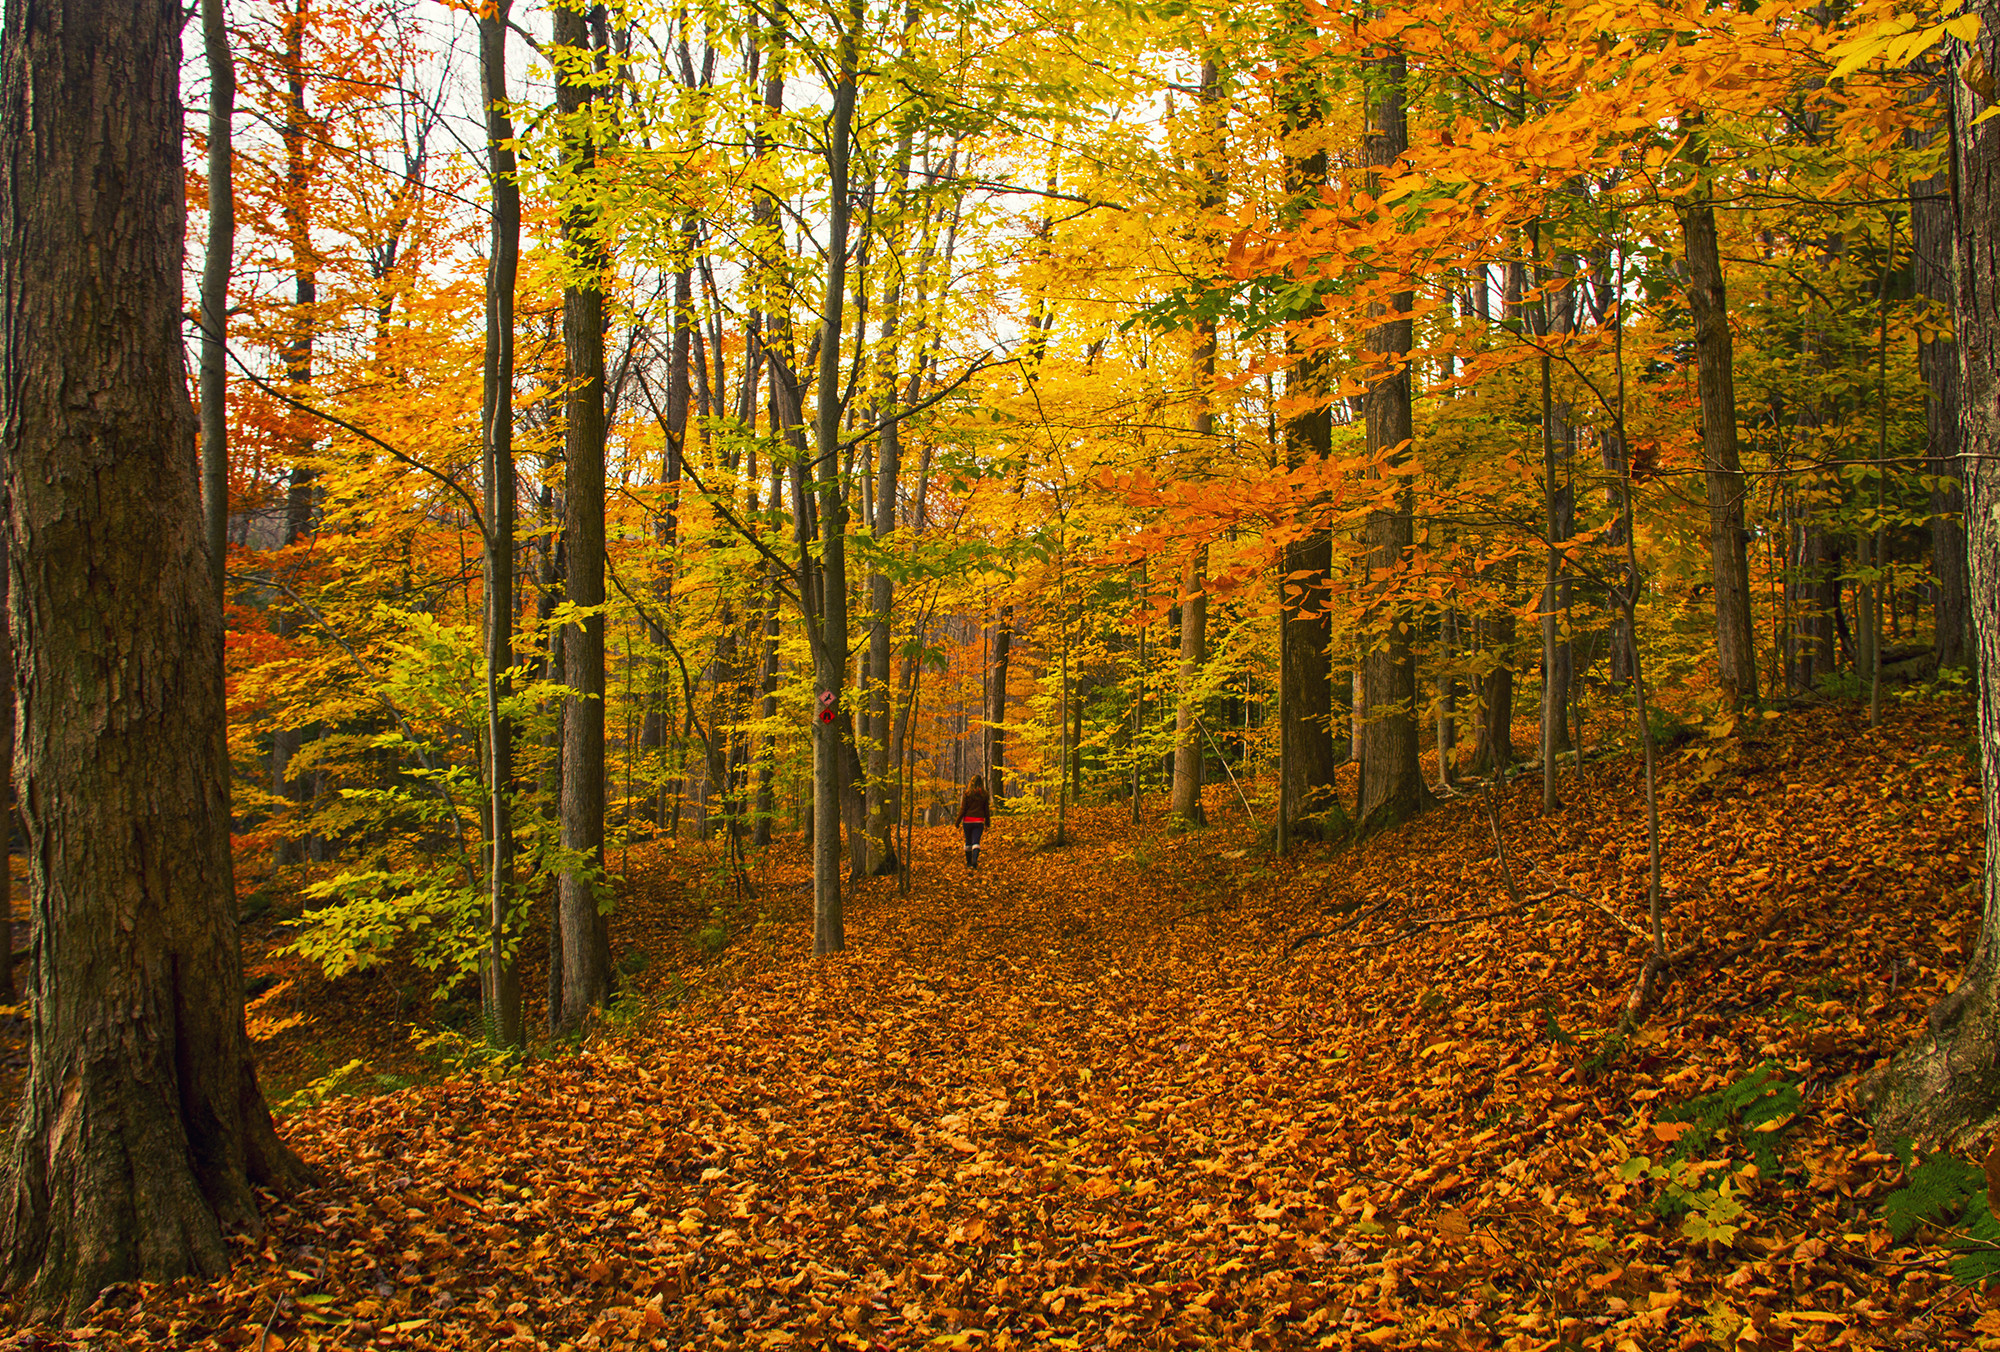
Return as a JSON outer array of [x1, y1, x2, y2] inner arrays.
[[0, 700, 1990, 1348]]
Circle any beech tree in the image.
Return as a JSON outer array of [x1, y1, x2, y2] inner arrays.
[[0, 0, 306, 1318]]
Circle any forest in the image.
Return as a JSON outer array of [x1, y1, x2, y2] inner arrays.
[[1, 0, 1999, 1344]]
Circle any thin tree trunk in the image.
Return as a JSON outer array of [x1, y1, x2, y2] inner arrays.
[[0, 0, 309, 1318], [811, 0, 865, 955], [199, 0, 233, 605], [478, 0, 523, 1050], [1171, 544, 1209, 825]]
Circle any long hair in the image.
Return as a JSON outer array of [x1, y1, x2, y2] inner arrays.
[[970, 775, 985, 792]]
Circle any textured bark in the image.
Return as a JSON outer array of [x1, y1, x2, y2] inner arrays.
[[198, 0, 233, 607], [1277, 41, 1341, 839], [1355, 43, 1424, 836], [1869, 0, 2000, 1148], [554, 3, 611, 1028], [0, 0, 308, 1319], [1912, 114, 1971, 672], [478, 2, 523, 1050], [1676, 118, 1759, 707]]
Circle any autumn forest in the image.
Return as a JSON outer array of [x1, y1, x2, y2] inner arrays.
[[1, 0, 1999, 1344]]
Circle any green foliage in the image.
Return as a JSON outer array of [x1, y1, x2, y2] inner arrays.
[[1814, 667, 1870, 702], [411, 1025, 524, 1083], [1877, 1142, 2000, 1286], [284, 609, 608, 999], [276, 1058, 370, 1116], [1615, 1065, 1805, 1247], [1659, 1062, 1803, 1181]]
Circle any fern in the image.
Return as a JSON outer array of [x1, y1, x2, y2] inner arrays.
[[1876, 1141, 2000, 1287], [1881, 1149, 1983, 1241], [1660, 1062, 1804, 1180]]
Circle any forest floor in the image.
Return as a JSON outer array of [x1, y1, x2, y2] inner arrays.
[[3, 697, 1998, 1349]]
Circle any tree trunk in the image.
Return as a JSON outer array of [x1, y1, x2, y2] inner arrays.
[[1912, 114, 1971, 673], [1355, 41, 1424, 836], [0, 0, 309, 1319], [270, 0, 319, 867], [811, 0, 865, 956], [554, 4, 611, 1028], [198, 0, 233, 607], [478, 1, 523, 1050], [1170, 545, 1209, 825], [1869, 0, 2000, 1146], [987, 611, 1012, 803], [1276, 44, 1341, 839], [1471, 594, 1517, 776], [1676, 116, 1759, 707]]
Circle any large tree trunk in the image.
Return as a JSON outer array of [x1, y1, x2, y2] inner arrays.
[[478, 1, 523, 1050], [1868, 0, 2000, 1148], [0, 0, 308, 1320], [554, 4, 611, 1028], [1355, 42, 1424, 836], [198, 0, 233, 605], [1276, 45, 1342, 839], [1676, 117, 1759, 707]]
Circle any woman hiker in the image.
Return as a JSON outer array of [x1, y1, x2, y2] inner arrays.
[[957, 776, 990, 871]]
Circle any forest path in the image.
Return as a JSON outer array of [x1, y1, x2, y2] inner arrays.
[[30, 702, 1997, 1349]]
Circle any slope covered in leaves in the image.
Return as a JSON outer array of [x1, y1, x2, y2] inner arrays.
[[5, 699, 1991, 1349]]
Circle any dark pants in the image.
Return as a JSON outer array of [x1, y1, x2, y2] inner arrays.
[[962, 821, 984, 867]]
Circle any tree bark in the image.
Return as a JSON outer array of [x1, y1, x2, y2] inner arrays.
[[1355, 41, 1424, 836], [1276, 42, 1341, 839], [554, 2, 611, 1028], [1676, 116, 1759, 707], [1869, 0, 2000, 1148], [811, 0, 865, 955], [1912, 106, 1971, 673], [270, 0, 319, 866], [478, 1, 523, 1050], [198, 0, 233, 607], [1170, 545, 1209, 825], [0, 0, 309, 1319]]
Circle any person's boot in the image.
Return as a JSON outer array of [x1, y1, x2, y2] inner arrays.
[[971, 847, 980, 871], [965, 846, 974, 870]]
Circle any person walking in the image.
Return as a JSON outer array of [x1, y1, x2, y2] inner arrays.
[[957, 776, 990, 871]]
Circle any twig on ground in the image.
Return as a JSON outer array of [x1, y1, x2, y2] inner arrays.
[[1480, 782, 1525, 909]]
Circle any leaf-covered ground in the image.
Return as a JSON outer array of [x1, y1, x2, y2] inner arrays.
[[5, 700, 1997, 1349]]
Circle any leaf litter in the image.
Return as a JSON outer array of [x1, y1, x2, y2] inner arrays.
[[2, 699, 1994, 1349]]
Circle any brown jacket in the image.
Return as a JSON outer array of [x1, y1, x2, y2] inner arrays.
[[957, 788, 990, 824]]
